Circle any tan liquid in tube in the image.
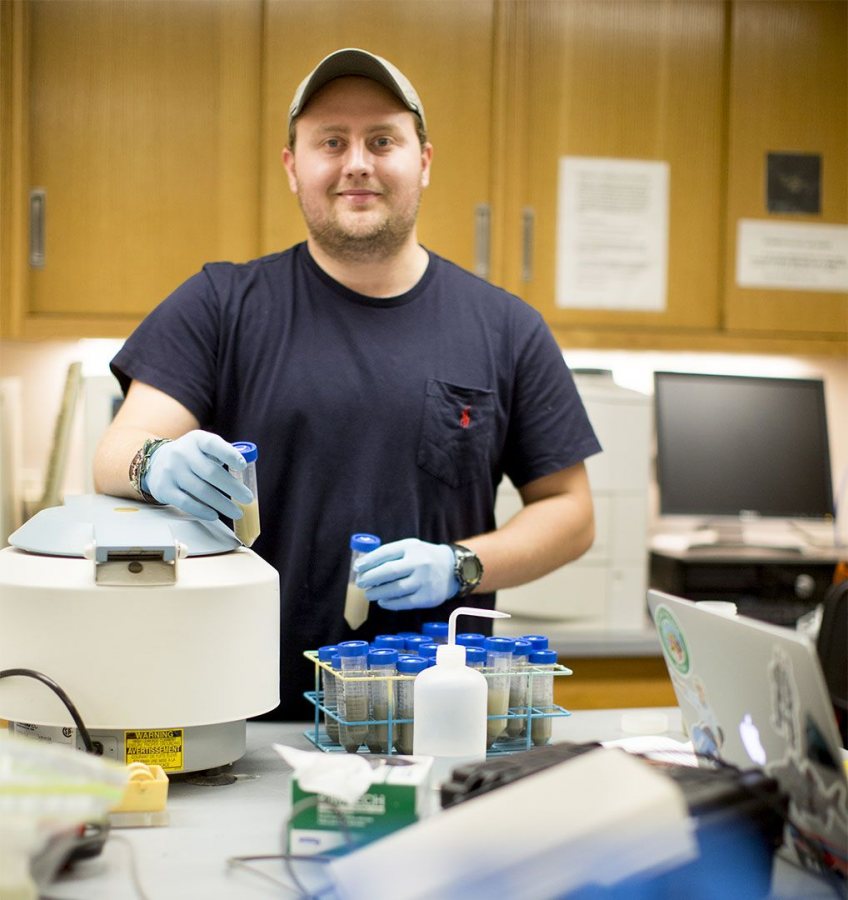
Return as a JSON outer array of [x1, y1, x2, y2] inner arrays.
[[344, 584, 369, 631], [235, 498, 261, 547]]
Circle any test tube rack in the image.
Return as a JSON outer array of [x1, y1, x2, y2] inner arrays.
[[302, 649, 573, 756]]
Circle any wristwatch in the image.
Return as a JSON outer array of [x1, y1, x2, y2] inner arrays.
[[449, 543, 484, 598]]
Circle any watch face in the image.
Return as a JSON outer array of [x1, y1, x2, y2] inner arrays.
[[458, 552, 482, 585]]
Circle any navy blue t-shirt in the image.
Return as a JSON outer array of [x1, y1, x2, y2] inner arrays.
[[111, 244, 601, 719]]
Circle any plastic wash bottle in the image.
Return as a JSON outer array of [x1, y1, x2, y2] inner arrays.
[[412, 606, 511, 787]]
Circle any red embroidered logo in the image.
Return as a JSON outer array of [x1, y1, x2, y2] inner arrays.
[[459, 406, 471, 428]]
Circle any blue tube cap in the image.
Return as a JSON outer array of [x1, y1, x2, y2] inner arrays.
[[421, 621, 449, 639], [397, 656, 428, 675], [455, 633, 485, 648], [483, 636, 515, 653], [368, 648, 398, 667], [373, 635, 406, 651], [350, 533, 381, 552], [232, 441, 258, 462], [337, 640, 369, 658], [520, 634, 549, 650]]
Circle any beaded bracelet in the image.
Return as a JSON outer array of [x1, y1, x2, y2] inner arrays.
[[128, 437, 172, 504]]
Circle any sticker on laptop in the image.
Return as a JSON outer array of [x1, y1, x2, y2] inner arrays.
[[764, 646, 848, 875], [676, 675, 724, 760], [655, 605, 689, 675]]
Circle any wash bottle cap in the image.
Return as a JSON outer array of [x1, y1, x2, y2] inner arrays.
[[529, 649, 558, 665], [350, 533, 381, 552], [435, 606, 512, 668], [232, 441, 258, 462], [397, 656, 428, 675]]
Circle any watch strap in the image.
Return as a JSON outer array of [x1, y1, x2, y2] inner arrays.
[[129, 437, 171, 504]]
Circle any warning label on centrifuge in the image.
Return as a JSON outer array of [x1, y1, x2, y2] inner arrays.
[[124, 729, 184, 770]]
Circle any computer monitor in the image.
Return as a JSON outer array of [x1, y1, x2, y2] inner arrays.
[[653, 371, 834, 546]]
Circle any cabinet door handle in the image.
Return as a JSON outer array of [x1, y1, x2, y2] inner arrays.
[[521, 206, 534, 283], [474, 203, 490, 280], [29, 188, 46, 268]]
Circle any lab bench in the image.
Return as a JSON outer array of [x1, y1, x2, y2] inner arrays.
[[43, 710, 832, 900]]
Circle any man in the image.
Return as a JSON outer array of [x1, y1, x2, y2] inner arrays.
[[94, 48, 601, 720]]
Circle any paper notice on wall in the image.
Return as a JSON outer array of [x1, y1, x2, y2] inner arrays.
[[556, 157, 669, 311], [736, 219, 848, 292]]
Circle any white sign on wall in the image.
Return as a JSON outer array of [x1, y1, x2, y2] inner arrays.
[[736, 219, 848, 292], [556, 157, 669, 312]]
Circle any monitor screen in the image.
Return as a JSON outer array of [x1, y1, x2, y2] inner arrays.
[[653, 372, 834, 520]]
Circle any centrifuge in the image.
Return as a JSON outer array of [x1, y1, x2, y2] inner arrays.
[[0, 494, 280, 773]]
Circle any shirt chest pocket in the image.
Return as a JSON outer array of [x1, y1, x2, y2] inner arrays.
[[417, 378, 495, 488]]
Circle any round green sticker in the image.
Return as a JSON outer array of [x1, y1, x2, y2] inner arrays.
[[656, 607, 689, 675]]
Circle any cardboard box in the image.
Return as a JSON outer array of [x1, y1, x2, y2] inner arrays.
[[288, 755, 433, 856]]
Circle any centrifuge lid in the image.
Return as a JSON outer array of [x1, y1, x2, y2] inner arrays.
[[9, 494, 241, 558]]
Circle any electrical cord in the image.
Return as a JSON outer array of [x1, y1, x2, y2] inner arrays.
[[41, 834, 151, 900], [0, 667, 94, 753], [226, 795, 350, 898], [109, 834, 153, 900]]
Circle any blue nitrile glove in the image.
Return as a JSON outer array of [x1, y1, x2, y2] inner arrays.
[[143, 430, 253, 521], [354, 538, 459, 611]]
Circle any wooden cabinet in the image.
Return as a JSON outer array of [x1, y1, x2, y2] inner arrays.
[[492, 0, 727, 341], [1, 0, 495, 338], [2, 0, 845, 353], [258, 0, 495, 274], [723, 0, 848, 340], [1, 0, 263, 338], [492, 0, 847, 355]]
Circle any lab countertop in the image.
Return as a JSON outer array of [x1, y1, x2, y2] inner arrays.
[[45, 710, 832, 900]]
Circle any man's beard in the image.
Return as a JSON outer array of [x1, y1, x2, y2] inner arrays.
[[297, 190, 421, 264]]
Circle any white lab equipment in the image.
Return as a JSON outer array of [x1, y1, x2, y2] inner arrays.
[[412, 606, 510, 786], [494, 370, 652, 630], [0, 494, 280, 773]]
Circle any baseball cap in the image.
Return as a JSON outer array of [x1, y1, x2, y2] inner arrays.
[[288, 48, 426, 133]]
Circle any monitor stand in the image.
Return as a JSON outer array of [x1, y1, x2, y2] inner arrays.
[[686, 520, 807, 553]]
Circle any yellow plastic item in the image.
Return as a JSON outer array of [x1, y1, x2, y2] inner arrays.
[[111, 762, 169, 814]]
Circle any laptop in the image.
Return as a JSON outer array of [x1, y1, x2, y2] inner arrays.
[[648, 589, 848, 881]]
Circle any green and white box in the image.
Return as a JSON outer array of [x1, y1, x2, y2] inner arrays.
[[288, 756, 433, 855]]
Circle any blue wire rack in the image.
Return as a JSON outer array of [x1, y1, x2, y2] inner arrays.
[[302, 650, 573, 756]]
